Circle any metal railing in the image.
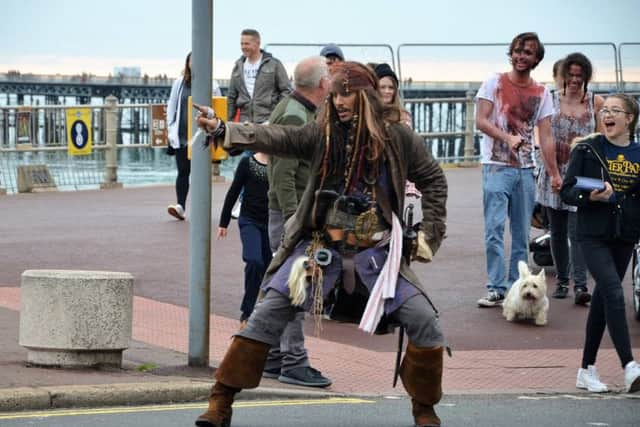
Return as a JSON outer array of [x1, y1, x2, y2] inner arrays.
[[0, 96, 173, 193], [618, 43, 640, 93], [264, 43, 396, 70], [406, 92, 478, 164], [0, 94, 480, 194], [4, 92, 640, 194], [396, 42, 621, 92]]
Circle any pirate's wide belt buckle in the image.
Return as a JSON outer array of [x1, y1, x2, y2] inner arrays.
[[325, 206, 386, 248]]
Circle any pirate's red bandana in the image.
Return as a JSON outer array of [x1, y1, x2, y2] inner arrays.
[[331, 62, 377, 95]]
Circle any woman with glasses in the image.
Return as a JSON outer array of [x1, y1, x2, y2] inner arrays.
[[536, 53, 604, 304], [561, 93, 640, 393]]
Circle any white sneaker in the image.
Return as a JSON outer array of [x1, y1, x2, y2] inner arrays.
[[624, 360, 640, 393], [576, 365, 608, 393], [167, 204, 185, 220]]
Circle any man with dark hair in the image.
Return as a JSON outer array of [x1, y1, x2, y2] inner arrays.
[[227, 29, 291, 123], [264, 55, 332, 388], [194, 61, 448, 427], [507, 32, 545, 67], [475, 32, 559, 308]]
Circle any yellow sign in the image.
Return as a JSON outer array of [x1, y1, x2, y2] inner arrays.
[[66, 108, 93, 156], [187, 96, 228, 162]]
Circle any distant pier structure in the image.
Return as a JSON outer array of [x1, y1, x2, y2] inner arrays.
[[1, 72, 629, 107], [0, 73, 174, 105]]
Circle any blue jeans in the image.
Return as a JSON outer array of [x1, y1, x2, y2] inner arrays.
[[238, 216, 272, 321], [482, 164, 535, 294]]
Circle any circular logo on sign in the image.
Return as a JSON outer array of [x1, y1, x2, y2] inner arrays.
[[70, 120, 89, 149]]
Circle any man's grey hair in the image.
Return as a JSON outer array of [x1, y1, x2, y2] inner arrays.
[[294, 56, 329, 89]]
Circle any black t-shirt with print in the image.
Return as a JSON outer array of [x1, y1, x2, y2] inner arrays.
[[603, 140, 640, 197]]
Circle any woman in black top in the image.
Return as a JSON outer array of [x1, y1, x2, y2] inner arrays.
[[218, 152, 272, 328], [560, 93, 640, 393]]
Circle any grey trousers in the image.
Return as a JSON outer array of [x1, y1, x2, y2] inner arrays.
[[238, 289, 444, 354], [265, 209, 309, 372], [264, 311, 309, 372]]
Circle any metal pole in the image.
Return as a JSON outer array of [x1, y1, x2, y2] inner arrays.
[[100, 95, 122, 189], [188, 0, 213, 367], [461, 90, 476, 167]]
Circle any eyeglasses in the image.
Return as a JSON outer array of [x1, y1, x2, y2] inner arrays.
[[598, 108, 631, 117]]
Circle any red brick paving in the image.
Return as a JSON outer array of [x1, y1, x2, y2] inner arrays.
[[0, 287, 634, 395]]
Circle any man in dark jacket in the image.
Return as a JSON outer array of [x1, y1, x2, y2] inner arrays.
[[227, 29, 291, 124], [195, 62, 448, 427], [264, 55, 332, 388]]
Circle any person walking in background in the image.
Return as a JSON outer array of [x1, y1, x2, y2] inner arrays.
[[218, 152, 272, 329], [536, 53, 604, 304], [264, 56, 332, 388], [475, 32, 560, 307], [166, 52, 221, 220], [320, 43, 344, 75], [227, 29, 291, 124], [560, 93, 640, 393]]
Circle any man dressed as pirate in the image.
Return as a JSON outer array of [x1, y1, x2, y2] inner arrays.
[[194, 61, 448, 427]]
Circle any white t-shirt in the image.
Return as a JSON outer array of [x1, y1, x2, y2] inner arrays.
[[476, 72, 552, 168], [243, 55, 262, 98]]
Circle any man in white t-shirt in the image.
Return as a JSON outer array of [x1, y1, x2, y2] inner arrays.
[[227, 29, 291, 124], [475, 32, 560, 307]]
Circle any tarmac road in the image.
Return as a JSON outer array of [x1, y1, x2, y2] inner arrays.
[[0, 394, 638, 427]]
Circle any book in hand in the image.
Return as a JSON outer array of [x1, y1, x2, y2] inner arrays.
[[573, 176, 606, 192]]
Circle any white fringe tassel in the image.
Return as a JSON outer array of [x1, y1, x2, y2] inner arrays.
[[287, 256, 309, 306]]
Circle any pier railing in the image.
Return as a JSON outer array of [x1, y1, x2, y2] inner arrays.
[[1, 93, 476, 194]]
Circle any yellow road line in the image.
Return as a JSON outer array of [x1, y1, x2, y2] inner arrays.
[[0, 397, 375, 420]]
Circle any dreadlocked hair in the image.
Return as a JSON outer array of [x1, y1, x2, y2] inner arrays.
[[316, 87, 390, 188]]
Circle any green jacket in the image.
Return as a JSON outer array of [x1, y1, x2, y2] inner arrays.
[[266, 92, 316, 218], [222, 121, 448, 294]]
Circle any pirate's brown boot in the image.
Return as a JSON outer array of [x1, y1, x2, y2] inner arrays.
[[400, 343, 443, 427], [195, 336, 270, 426], [195, 382, 237, 427]]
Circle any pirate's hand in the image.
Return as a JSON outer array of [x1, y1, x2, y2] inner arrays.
[[194, 103, 220, 133], [412, 230, 433, 263]]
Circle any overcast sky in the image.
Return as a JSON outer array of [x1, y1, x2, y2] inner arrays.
[[2, 0, 639, 82]]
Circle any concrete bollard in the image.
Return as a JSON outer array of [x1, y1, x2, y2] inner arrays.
[[19, 270, 134, 368]]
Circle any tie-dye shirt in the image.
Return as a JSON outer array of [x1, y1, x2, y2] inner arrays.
[[477, 73, 553, 168]]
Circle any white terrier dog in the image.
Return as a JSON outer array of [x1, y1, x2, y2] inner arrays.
[[502, 261, 549, 326]]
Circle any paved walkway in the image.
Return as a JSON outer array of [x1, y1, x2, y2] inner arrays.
[[0, 167, 638, 408]]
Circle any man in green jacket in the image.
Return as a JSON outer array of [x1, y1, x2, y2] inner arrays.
[[264, 56, 332, 388]]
